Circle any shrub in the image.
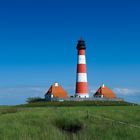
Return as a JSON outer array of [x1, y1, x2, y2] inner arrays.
[[26, 97, 45, 103]]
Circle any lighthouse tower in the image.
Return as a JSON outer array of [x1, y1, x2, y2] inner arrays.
[[75, 39, 89, 98]]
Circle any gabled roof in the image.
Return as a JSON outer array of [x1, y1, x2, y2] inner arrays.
[[94, 84, 116, 98], [45, 83, 68, 98]]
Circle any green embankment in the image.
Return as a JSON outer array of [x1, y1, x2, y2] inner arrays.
[[18, 100, 136, 107], [0, 105, 140, 140]]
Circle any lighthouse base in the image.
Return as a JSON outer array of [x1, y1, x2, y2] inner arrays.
[[75, 94, 89, 98]]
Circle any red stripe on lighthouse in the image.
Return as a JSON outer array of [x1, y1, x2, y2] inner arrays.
[[77, 64, 86, 73], [78, 49, 85, 55], [76, 82, 88, 93]]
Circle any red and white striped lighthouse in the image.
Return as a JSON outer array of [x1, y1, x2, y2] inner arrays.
[[75, 39, 89, 98]]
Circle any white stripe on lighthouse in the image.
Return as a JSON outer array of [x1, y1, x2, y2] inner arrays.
[[77, 73, 87, 82], [78, 55, 86, 64]]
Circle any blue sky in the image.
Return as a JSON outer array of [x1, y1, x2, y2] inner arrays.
[[0, 0, 140, 105]]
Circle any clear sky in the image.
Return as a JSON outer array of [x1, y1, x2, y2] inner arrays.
[[0, 0, 140, 105]]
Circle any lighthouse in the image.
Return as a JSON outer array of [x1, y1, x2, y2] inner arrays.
[[75, 39, 89, 98]]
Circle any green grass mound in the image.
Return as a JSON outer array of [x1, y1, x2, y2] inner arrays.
[[18, 100, 136, 107], [0, 108, 18, 115]]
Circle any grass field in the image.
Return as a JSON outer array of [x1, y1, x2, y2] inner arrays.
[[0, 105, 140, 140]]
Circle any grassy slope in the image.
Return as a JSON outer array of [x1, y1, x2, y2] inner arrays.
[[0, 106, 140, 140], [19, 101, 136, 107]]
